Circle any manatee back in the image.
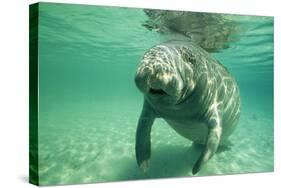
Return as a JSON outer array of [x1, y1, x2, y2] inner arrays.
[[164, 40, 240, 140]]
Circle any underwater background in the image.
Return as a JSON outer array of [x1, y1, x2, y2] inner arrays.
[[36, 3, 273, 186]]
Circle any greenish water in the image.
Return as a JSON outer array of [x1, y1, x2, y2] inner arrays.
[[37, 3, 273, 186]]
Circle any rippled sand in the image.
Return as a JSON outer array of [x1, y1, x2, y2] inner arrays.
[[38, 99, 273, 186]]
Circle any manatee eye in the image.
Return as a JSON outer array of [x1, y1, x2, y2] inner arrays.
[[181, 47, 196, 65], [188, 54, 196, 65]]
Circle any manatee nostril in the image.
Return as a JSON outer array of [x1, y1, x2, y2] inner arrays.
[[149, 88, 166, 95]]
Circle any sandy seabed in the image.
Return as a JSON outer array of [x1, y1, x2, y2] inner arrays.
[[37, 98, 273, 186]]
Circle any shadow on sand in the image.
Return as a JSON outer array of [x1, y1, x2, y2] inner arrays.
[[117, 144, 201, 181]]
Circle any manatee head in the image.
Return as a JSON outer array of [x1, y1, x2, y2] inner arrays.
[[135, 45, 196, 105]]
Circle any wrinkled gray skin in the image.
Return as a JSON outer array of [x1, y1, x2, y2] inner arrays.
[[135, 40, 240, 174]]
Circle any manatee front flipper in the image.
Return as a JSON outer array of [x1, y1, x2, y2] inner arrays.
[[136, 100, 156, 172], [192, 103, 223, 175]]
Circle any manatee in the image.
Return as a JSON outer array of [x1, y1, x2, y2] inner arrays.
[[134, 40, 240, 174], [142, 9, 239, 52]]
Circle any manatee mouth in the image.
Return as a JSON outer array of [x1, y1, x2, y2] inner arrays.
[[149, 88, 167, 95]]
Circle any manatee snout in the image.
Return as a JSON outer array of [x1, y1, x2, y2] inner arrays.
[[135, 63, 184, 102]]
